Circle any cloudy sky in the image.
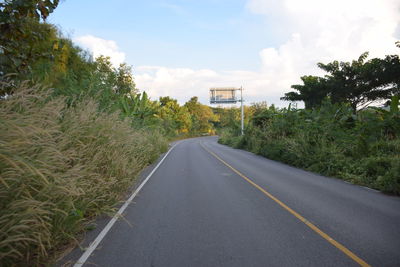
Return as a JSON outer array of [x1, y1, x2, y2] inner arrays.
[[49, 0, 400, 107]]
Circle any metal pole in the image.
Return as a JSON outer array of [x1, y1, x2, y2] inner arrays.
[[240, 86, 244, 136]]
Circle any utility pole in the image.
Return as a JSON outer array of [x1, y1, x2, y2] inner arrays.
[[240, 86, 244, 136]]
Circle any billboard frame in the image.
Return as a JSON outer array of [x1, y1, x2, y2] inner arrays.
[[209, 87, 237, 104], [209, 87, 244, 135]]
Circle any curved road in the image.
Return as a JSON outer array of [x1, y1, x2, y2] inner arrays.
[[73, 136, 400, 267]]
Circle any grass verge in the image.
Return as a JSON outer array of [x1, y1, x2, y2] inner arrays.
[[0, 84, 167, 265]]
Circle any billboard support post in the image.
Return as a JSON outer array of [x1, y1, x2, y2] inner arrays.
[[240, 86, 244, 136]]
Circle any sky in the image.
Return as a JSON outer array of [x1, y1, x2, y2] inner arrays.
[[48, 0, 400, 107]]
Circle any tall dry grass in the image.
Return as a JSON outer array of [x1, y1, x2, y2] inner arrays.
[[0, 84, 167, 265]]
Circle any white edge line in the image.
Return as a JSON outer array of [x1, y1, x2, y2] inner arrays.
[[74, 142, 179, 267]]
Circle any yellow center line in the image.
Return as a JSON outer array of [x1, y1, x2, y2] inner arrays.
[[200, 142, 371, 267]]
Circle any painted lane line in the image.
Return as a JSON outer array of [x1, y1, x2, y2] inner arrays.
[[74, 143, 179, 267], [200, 142, 371, 267]]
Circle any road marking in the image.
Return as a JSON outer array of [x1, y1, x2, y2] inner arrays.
[[200, 142, 371, 267], [74, 143, 179, 267]]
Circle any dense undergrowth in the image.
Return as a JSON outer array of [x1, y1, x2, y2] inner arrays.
[[0, 85, 167, 265], [219, 101, 400, 195]]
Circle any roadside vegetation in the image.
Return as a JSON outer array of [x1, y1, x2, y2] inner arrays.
[[219, 47, 400, 195], [1, 1, 399, 265], [0, 1, 216, 265]]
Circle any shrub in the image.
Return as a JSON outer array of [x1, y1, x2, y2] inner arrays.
[[218, 102, 400, 194]]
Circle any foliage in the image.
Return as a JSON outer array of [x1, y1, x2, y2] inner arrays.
[[0, 2, 219, 265], [219, 99, 400, 194], [0, 85, 168, 265], [0, 0, 59, 84], [282, 50, 400, 110], [2, 2, 398, 266], [269, 46, 400, 194], [282, 75, 328, 109], [119, 91, 159, 127], [185, 96, 218, 134], [33, 49, 138, 111], [159, 96, 192, 135]]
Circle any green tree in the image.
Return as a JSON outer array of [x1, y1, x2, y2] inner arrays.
[[159, 96, 192, 134], [282, 50, 400, 110], [0, 0, 59, 79], [317, 52, 392, 110], [78, 56, 137, 111], [281, 75, 328, 109], [184, 96, 217, 134]]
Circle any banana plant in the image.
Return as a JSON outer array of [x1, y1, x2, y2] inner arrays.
[[119, 91, 158, 122], [368, 95, 400, 138]]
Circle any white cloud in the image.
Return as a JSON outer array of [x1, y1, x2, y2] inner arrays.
[[74, 35, 126, 67], [247, 0, 400, 63], [244, 0, 399, 106], [134, 66, 220, 103], [134, 0, 400, 107], [135, 0, 399, 107], [134, 65, 283, 106]]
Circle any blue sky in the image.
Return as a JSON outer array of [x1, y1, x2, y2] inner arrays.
[[49, 0, 400, 106], [49, 0, 275, 70]]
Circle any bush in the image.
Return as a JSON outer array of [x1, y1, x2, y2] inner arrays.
[[377, 163, 400, 194], [218, 102, 400, 194]]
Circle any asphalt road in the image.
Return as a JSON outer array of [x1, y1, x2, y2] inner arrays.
[[74, 136, 400, 267]]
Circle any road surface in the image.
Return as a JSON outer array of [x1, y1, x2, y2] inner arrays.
[[72, 136, 400, 267]]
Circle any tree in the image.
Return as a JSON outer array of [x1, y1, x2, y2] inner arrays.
[[81, 56, 137, 111], [282, 50, 400, 110], [317, 52, 388, 110], [281, 76, 328, 109], [0, 0, 60, 76], [159, 96, 192, 134], [184, 96, 217, 133], [116, 63, 137, 95]]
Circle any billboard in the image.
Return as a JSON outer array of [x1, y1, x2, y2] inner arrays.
[[210, 88, 237, 104]]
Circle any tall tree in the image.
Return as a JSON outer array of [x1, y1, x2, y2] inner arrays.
[[159, 96, 192, 134], [281, 76, 328, 109], [282, 49, 400, 110], [317, 52, 391, 110], [184, 96, 217, 133]]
